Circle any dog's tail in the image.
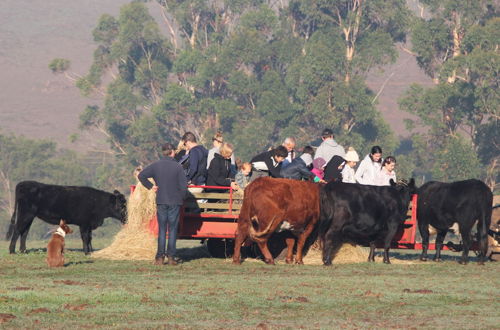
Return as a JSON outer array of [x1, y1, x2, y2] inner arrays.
[[5, 194, 18, 240]]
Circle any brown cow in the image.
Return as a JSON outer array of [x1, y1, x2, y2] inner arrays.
[[232, 177, 320, 265]]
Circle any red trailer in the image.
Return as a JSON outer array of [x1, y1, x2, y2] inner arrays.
[[135, 185, 449, 257]]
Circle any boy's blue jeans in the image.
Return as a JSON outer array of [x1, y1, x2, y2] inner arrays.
[[156, 204, 180, 259]]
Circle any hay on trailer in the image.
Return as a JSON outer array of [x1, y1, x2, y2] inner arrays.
[[93, 180, 157, 261]]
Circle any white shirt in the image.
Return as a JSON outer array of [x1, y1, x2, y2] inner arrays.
[[341, 164, 356, 183], [374, 168, 397, 186]]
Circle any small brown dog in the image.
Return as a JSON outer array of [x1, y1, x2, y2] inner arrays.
[[46, 220, 73, 267]]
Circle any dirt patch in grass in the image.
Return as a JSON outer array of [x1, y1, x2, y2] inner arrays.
[[0, 314, 16, 324]]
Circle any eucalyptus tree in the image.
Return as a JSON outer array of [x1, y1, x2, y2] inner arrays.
[[285, 0, 411, 154], [400, 1, 499, 187]]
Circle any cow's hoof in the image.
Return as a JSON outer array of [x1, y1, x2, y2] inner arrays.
[[323, 261, 332, 266], [264, 259, 275, 265], [285, 258, 294, 264], [458, 260, 469, 265], [433, 258, 442, 262], [478, 261, 485, 266], [295, 260, 304, 265], [383, 260, 391, 264], [420, 256, 428, 262], [232, 260, 241, 265]]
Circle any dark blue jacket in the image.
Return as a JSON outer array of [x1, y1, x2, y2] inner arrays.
[[186, 145, 208, 185], [138, 156, 188, 205], [280, 158, 313, 180]]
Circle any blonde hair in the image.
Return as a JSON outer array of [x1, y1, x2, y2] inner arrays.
[[219, 143, 233, 158], [175, 139, 186, 154]]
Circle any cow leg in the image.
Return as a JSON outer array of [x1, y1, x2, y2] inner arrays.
[[368, 242, 376, 262], [476, 214, 489, 265], [256, 241, 275, 265], [232, 223, 249, 264], [433, 229, 447, 262], [322, 231, 342, 266], [458, 224, 473, 265], [19, 230, 30, 253], [10, 214, 35, 254], [419, 221, 430, 261], [79, 227, 92, 255], [382, 223, 399, 264], [294, 222, 316, 265], [9, 229, 20, 254], [284, 236, 295, 264]]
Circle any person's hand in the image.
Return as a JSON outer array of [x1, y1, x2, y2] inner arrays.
[[319, 179, 327, 184], [230, 182, 239, 190], [152, 185, 158, 192]]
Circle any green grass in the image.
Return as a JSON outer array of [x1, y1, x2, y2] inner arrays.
[[0, 238, 499, 329]]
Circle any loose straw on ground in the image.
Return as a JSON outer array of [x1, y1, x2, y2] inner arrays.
[[93, 181, 157, 260]]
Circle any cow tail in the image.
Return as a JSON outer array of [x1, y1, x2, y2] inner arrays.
[[249, 215, 279, 244], [318, 187, 333, 245], [6, 195, 18, 240]]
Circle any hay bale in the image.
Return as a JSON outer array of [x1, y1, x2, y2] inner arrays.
[[93, 181, 157, 261], [303, 242, 369, 265]]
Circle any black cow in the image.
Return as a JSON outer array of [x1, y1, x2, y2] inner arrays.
[[6, 181, 127, 255], [417, 179, 492, 265], [319, 179, 416, 265]]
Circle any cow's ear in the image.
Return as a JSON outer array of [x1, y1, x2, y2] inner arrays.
[[59, 219, 65, 226], [113, 190, 121, 195], [409, 178, 415, 188]]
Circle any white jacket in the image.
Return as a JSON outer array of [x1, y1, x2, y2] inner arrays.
[[374, 168, 397, 186], [341, 164, 357, 183], [355, 154, 382, 185]]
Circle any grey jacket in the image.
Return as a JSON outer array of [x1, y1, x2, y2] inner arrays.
[[314, 138, 346, 164]]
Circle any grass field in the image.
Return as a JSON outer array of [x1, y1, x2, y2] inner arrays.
[[1, 238, 499, 329]]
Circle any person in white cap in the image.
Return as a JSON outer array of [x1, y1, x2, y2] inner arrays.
[[342, 147, 360, 183]]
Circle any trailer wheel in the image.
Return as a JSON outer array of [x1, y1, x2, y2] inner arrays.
[[207, 238, 234, 258]]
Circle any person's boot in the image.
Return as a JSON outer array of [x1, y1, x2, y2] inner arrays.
[[154, 256, 165, 265], [167, 256, 178, 266]]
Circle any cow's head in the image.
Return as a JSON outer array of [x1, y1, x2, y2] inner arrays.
[[111, 190, 127, 224], [390, 178, 417, 197]]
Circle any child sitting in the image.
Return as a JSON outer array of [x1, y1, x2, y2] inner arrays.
[[235, 162, 252, 190], [341, 147, 359, 183], [311, 157, 326, 182]]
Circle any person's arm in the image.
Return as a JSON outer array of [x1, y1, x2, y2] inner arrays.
[[186, 148, 200, 182], [298, 162, 314, 180], [355, 160, 367, 184], [138, 164, 154, 190], [177, 165, 188, 198]]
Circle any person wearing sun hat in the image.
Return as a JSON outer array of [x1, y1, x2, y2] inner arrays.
[[342, 147, 360, 183]]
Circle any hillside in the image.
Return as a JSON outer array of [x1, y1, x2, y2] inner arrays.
[[0, 0, 433, 152]]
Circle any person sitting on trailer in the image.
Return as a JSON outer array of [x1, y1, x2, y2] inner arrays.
[[280, 146, 323, 182], [235, 162, 252, 190], [206, 142, 239, 193], [249, 146, 288, 182]]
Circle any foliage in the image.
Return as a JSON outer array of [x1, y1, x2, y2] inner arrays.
[[61, 0, 415, 170], [400, 1, 499, 187]]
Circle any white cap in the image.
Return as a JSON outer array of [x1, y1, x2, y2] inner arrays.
[[344, 147, 359, 162]]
